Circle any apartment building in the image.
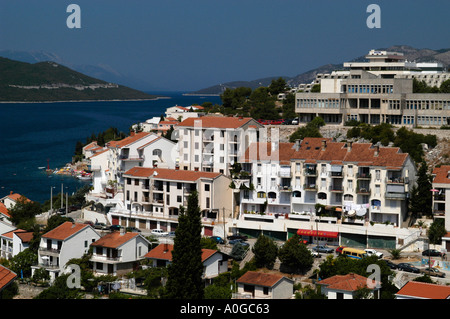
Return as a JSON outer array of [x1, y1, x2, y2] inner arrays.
[[176, 116, 262, 176], [295, 50, 450, 127], [234, 137, 417, 248], [431, 165, 450, 251], [108, 167, 233, 237]]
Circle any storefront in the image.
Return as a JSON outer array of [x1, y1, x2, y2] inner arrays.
[[296, 229, 339, 246]]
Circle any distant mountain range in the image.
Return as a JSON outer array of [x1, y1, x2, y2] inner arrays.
[[0, 56, 157, 102], [187, 45, 450, 95]]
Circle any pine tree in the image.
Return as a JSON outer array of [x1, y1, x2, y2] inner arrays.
[[252, 234, 278, 269], [415, 161, 432, 217], [163, 191, 204, 299]]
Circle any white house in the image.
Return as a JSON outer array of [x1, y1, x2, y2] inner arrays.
[[90, 230, 151, 276], [144, 244, 228, 280], [316, 273, 380, 299], [32, 222, 101, 282], [0, 229, 33, 260], [165, 105, 204, 121], [235, 271, 294, 299], [0, 191, 31, 210]]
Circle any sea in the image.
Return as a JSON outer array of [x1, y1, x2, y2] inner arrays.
[[0, 92, 222, 203]]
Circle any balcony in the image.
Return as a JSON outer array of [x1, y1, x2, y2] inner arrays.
[[385, 192, 406, 200], [304, 168, 317, 177], [386, 176, 407, 184], [356, 172, 371, 179], [303, 183, 317, 191], [329, 185, 344, 192], [356, 187, 371, 195]]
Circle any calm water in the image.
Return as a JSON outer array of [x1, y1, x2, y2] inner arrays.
[[0, 92, 221, 203]]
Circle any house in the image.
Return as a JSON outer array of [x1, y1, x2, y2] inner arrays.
[[316, 273, 380, 299], [0, 203, 11, 224], [395, 281, 450, 299], [90, 230, 151, 276], [235, 271, 294, 299], [0, 265, 17, 297], [32, 222, 101, 282], [144, 243, 228, 280], [0, 191, 31, 210], [82, 141, 104, 158], [110, 167, 232, 236], [0, 229, 32, 259], [165, 105, 204, 121], [176, 116, 262, 176], [157, 120, 179, 135]]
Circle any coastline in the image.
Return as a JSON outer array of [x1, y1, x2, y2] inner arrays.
[[0, 96, 171, 104]]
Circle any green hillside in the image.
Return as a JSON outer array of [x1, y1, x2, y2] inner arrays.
[[0, 57, 157, 101]]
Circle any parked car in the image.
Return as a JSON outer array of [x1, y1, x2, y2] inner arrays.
[[94, 222, 108, 230], [282, 119, 293, 125], [312, 245, 333, 254], [365, 249, 383, 258], [420, 267, 446, 278], [335, 246, 346, 254], [68, 204, 81, 212], [209, 236, 225, 244], [309, 249, 321, 258], [109, 225, 122, 231], [151, 229, 169, 236], [168, 231, 176, 237], [84, 221, 94, 226], [381, 259, 398, 270], [422, 249, 443, 257], [292, 117, 299, 125], [397, 263, 420, 273], [229, 239, 249, 247], [227, 234, 248, 241], [126, 226, 141, 233]]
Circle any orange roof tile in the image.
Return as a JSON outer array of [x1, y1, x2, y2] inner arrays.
[[317, 273, 375, 292], [236, 271, 288, 287], [42, 222, 89, 241], [1, 229, 25, 239], [144, 244, 219, 262], [4, 192, 31, 203], [0, 203, 10, 218], [0, 265, 17, 291], [124, 167, 221, 181], [432, 165, 450, 184], [178, 116, 259, 129], [91, 231, 139, 248], [107, 132, 151, 149], [396, 281, 450, 299]]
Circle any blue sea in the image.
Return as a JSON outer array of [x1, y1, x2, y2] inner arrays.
[[0, 92, 221, 203]]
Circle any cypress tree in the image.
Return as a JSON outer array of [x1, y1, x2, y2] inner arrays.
[[164, 191, 204, 299]]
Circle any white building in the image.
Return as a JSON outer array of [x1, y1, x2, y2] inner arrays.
[[176, 116, 263, 176], [90, 231, 151, 276], [235, 271, 294, 299], [165, 105, 205, 121], [431, 165, 450, 252], [0, 229, 32, 260], [32, 222, 101, 282], [316, 273, 380, 299]]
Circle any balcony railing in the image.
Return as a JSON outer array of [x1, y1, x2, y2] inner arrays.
[[385, 192, 406, 200], [356, 172, 371, 179], [303, 183, 317, 191]]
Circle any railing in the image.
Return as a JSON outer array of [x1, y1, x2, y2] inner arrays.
[[303, 183, 317, 191], [386, 177, 406, 184], [356, 172, 371, 179]]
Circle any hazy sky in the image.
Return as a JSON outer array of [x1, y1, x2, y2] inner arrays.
[[0, 0, 449, 91]]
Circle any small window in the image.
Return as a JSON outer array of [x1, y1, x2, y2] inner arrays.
[[205, 184, 210, 191]]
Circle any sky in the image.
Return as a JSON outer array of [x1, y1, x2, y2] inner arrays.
[[0, 0, 449, 91]]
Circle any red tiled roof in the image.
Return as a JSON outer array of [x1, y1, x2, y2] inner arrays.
[[241, 137, 408, 169], [396, 281, 450, 299], [317, 273, 375, 292], [0, 203, 10, 218], [91, 231, 139, 248], [4, 192, 31, 203], [1, 229, 25, 239], [236, 271, 287, 287], [432, 165, 450, 184], [0, 265, 17, 291], [107, 132, 151, 149], [14, 231, 34, 243], [42, 222, 89, 241], [124, 167, 221, 181], [144, 244, 219, 263], [178, 116, 259, 129]]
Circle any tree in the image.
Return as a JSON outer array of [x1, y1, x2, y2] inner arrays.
[[252, 234, 278, 269], [163, 191, 204, 299], [289, 116, 324, 142], [268, 77, 287, 96], [428, 218, 447, 245], [35, 274, 84, 299], [440, 79, 450, 93], [412, 161, 433, 217], [8, 197, 42, 229], [230, 243, 247, 261], [282, 93, 296, 119], [278, 235, 313, 274]]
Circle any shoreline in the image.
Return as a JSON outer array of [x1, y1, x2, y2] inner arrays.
[[0, 96, 172, 104]]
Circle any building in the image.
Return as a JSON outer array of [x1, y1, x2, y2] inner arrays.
[[431, 165, 450, 251], [90, 230, 151, 276], [0, 229, 32, 260], [32, 222, 101, 282], [0, 191, 31, 210], [395, 281, 450, 299], [233, 137, 418, 248], [0, 265, 17, 297], [144, 243, 228, 280], [316, 273, 380, 299], [176, 116, 263, 176], [108, 167, 233, 236], [234, 271, 294, 299], [295, 50, 450, 127], [165, 105, 205, 121]]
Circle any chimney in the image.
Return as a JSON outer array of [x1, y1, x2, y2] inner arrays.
[[374, 145, 380, 157], [321, 140, 327, 151], [347, 141, 353, 152], [294, 139, 302, 151], [163, 243, 169, 253], [130, 130, 135, 137], [10, 191, 13, 195]]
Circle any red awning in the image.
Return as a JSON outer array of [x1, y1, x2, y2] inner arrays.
[[297, 229, 339, 238]]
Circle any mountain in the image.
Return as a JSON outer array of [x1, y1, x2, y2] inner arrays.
[[0, 57, 157, 102], [189, 45, 450, 95]]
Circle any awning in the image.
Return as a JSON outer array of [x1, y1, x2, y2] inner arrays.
[[297, 229, 339, 238], [330, 165, 343, 172]]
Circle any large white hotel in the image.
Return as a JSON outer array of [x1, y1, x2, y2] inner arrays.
[[295, 50, 450, 127]]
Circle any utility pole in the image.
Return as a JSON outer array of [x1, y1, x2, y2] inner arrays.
[[61, 183, 64, 209]]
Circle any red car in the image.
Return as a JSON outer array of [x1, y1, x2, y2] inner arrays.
[[336, 246, 346, 254]]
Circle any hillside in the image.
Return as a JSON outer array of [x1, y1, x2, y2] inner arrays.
[[189, 45, 450, 95], [0, 57, 157, 102]]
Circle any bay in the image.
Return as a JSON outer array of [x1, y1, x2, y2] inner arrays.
[[0, 92, 221, 203]]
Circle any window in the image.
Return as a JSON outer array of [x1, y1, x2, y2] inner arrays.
[[177, 195, 182, 203], [177, 183, 182, 189], [84, 240, 88, 248], [134, 179, 139, 185], [205, 184, 210, 191], [195, 142, 199, 149], [195, 155, 199, 162], [206, 197, 210, 209]]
